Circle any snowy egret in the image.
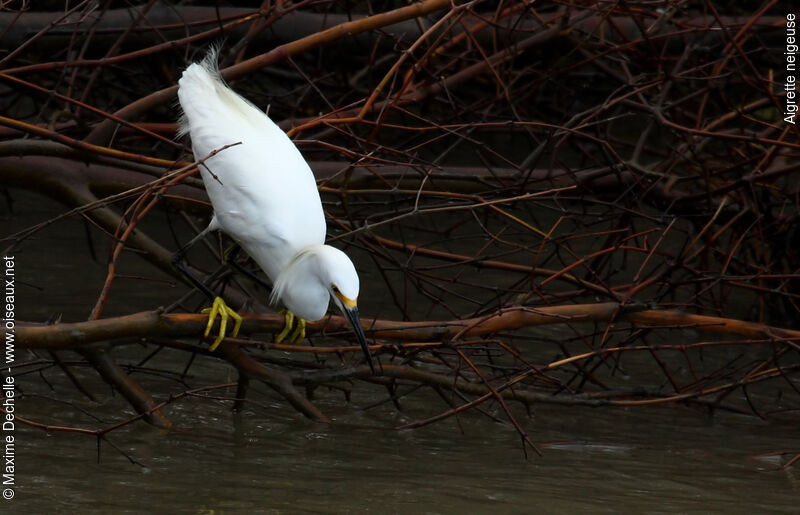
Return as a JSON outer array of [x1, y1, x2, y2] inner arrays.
[[174, 49, 375, 374]]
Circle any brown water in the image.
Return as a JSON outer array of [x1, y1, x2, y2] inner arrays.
[[3, 189, 799, 514]]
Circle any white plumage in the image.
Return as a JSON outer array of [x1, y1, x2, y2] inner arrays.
[[176, 49, 374, 372]]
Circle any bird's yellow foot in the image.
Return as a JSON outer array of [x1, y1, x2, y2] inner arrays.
[[201, 297, 242, 351], [275, 310, 306, 344]]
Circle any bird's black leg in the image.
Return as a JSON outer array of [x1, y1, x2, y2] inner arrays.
[[223, 245, 272, 292], [171, 226, 217, 301], [222, 245, 301, 344], [172, 226, 242, 351]]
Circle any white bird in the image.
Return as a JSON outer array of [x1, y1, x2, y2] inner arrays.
[[175, 48, 375, 374]]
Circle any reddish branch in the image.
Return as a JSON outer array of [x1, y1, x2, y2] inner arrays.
[[18, 303, 800, 350], [84, 0, 454, 145]]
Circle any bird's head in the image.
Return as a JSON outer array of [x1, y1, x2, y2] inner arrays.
[[273, 245, 376, 374], [317, 246, 376, 375], [320, 248, 360, 312]]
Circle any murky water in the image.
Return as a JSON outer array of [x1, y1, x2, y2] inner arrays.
[[3, 189, 799, 513], [9, 397, 800, 514]]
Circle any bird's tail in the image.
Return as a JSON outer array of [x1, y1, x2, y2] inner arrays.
[[177, 46, 264, 139]]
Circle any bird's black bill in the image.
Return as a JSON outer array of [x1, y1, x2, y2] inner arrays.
[[344, 306, 375, 374]]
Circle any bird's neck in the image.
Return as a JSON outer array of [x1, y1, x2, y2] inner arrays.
[[270, 245, 330, 320]]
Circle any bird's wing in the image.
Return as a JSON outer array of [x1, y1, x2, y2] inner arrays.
[[190, 137, 327, 264], [177, 56, 327, 269]]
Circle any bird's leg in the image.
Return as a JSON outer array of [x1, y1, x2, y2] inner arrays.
[[275, 309, 295, 342], [172, 226, 242, 350], [275, 310, 306, 344], [224, 245, 300, 345], [201, 297, 242, 351], [289, 317, 306, 344], [224, 244, 272, 290]]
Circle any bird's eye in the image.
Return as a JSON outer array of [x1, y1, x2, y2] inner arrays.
[[331, 284, 339, 292]]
